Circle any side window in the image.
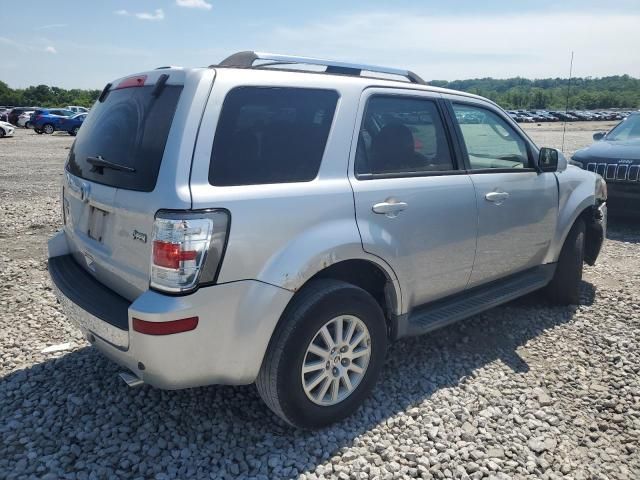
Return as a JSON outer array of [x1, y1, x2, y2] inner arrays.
[[452, 103, 530, 170], [209, 87, 338, 186], [355, 96, 454, 177]]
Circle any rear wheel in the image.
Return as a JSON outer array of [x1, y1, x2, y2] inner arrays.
[[35, 128, 43, 134], [43, 123, 55, 134], [25, 121, 32, 129], [546, 219, 585, 305], [0, 128, 5, 138], [69, 126, 79, 136], [256, 279, 387, 429]]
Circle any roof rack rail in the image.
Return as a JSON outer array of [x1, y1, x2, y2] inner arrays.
[[214, 51, 426, 85]]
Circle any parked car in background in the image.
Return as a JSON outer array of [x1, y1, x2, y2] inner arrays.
[[32, 109, 75, 134], [535, 111, 560, 121], [572, 112, 640, 217], [550, 111, 578, 121], [57, 113, 87, 136], [0, 121, 15, 137], [48, 52, 607, 428], [17, 111, 35, 128], [66, 106, 89, 113], [0, 108, 10, 122], [8, 107, 40, 125], [506, 111, 534, 123]]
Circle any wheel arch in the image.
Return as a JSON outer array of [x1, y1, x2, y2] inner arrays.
[[269, 256, 402, 347], [544, 170, 598, 264]]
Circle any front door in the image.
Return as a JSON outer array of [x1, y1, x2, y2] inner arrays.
[[349, 90, 478, 310], [448, 100, 558, 287]]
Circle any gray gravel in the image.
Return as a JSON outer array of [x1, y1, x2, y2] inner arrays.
[[1, 126, 639, 479]]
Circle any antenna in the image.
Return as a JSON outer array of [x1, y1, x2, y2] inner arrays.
[[561, 51, 574, 153]]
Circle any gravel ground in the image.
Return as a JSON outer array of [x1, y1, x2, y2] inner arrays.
[[1, 124, 639, 480]]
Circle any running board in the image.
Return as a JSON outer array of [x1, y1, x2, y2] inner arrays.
[[397, 264, 555, 338]]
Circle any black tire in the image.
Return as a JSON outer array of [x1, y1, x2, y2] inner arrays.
[[256, 279, 387, 429], [0, 128, 4, 138], [25, 121, 32, 129], [69, 127, 79, 136], [35, 128, 43, 134], [546, 219, 585, 305], [43, 123, 55, 134]]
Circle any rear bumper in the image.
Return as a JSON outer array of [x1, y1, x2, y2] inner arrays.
[[47, 231, 293, 389]]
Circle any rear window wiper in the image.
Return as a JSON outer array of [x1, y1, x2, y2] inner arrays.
[[87, 155, 136, 174]]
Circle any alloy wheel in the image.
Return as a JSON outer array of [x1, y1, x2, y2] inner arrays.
[[301, 315, 372, 406]]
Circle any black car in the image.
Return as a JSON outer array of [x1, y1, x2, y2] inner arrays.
[[7, 107, 40, 125], [572, 113, 640, 217]]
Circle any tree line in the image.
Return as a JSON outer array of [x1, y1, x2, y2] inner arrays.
[[0, 81, 100, 108], [1, 74, 639, 110], [430, 75, 640, 110]]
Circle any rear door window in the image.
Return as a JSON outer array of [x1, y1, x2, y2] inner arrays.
[[66, 84, 183, 192], [355, 95, 454, 177], [209, 87, 338, 186]]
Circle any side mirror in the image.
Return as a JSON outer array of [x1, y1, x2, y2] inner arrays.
[[593, 131, 606, 141], [538, 147, 559, 172]]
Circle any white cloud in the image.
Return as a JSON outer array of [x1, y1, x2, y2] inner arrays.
[[265, 11, 640, 80], [115, 9, 165, 21], [44, 46, 57, 54], [35, 24, 68, 30], [136, 9, 165, 21], [176, 0, 212, 10]]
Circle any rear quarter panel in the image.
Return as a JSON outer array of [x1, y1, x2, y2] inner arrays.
[[189, 69, 403, 313]]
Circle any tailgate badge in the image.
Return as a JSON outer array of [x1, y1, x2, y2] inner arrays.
[[132, 230, 147, 243]]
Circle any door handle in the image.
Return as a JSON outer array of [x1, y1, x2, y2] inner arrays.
[[372, 201, 408, 217], [485, 191, 510, 203]]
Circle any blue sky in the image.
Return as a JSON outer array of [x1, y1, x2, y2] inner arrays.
[[2, 0, 640, 89]]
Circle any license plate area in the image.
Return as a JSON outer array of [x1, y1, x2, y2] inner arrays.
[[88, 206, 108, 242]]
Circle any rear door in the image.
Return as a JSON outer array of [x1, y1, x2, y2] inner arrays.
[[62, 69, 213, 300], [446, 98, 558, 286], [349, 89, 478, 309]]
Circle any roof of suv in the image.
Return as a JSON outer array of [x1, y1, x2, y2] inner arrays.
[[146, 51, 494, 108], [207, 51, 490, 102]]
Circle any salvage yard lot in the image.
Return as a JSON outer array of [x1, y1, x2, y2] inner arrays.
[[1, 123, 639, 479]]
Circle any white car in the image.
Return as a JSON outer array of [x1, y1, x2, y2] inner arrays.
[[66, 106, 89, 113], [0, 121, 15, 137], [17, 111, 35, 128]]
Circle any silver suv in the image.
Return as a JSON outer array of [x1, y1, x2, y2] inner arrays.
[[48, 52, 607, 428]]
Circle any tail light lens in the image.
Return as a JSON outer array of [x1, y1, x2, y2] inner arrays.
[[150, 210, 229, 294]]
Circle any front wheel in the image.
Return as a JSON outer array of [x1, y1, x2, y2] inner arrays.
[[69, 127, 79, 136], [43, 123, 55, 134], [256, 279, 387, 429], [546, 219, 585, 305]]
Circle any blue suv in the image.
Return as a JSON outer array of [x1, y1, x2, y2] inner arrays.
[[32, 109, 75, 134]]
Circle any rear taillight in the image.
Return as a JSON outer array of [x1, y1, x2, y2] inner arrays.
[[150, 210, 229, 294]]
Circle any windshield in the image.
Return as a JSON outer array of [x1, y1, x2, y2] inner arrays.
[[606, 114, 640, 141], [66, 84, 182, 191]]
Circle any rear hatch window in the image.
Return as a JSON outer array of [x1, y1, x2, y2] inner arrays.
[[66, 84, 183, 192]]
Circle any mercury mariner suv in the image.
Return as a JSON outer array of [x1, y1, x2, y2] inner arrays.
[[48, 52, 607, 428]]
